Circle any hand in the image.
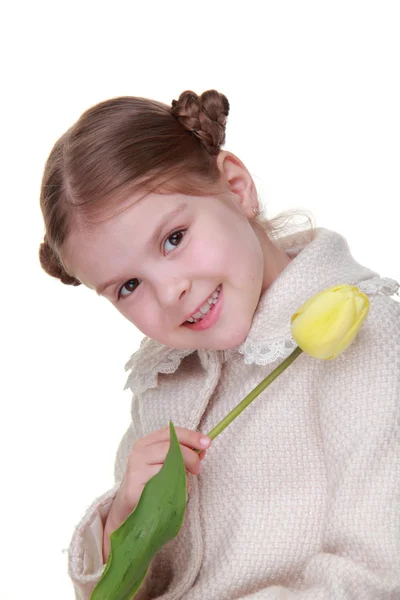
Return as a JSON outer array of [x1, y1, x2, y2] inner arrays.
[[103, 426, 212, 562]]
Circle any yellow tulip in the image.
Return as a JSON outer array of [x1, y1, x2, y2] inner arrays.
[[290, 284, 370, 360]]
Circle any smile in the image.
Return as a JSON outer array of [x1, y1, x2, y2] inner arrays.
[[182, 285, 223, 331], [186, 286, 221, 323]]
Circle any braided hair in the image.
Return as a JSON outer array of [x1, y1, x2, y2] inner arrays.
[[171, 90, 229, 155]]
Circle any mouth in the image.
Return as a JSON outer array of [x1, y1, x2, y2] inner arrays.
[[182, 285, 223, 330]]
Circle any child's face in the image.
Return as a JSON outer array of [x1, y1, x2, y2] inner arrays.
[[63, 173, 290, 350]]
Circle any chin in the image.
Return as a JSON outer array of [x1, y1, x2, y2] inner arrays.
[[209, 324, 251, 351]]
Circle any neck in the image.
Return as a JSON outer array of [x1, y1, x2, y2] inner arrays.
[[254, 224, 293, 294]]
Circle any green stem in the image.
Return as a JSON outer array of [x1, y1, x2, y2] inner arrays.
[[205, 345, 303, 441]]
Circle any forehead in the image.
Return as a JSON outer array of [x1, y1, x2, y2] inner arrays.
[[74, 192, 188, 241]]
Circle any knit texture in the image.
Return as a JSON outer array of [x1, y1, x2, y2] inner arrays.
[[68, 228, 400, 599]]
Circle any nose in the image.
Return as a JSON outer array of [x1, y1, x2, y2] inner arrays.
[[154, 276, 191, 308]]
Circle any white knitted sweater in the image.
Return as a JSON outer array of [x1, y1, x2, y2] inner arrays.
[[68, 227, 400, 600]]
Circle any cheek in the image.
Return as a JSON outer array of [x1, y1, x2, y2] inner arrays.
[[187, 237, 229, 272], [189, 226, 262, 277], [118, 300, 161, 335]]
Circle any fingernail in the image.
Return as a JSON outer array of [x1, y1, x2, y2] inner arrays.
[[200, 436, 211, 448]]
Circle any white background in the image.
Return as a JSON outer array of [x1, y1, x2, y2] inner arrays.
[[1, 1, 399, 598]]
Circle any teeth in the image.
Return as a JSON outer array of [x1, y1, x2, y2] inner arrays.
[[186, 286, 221, 324], [192, 311, 203, 319], [200, 302, 211, 314]]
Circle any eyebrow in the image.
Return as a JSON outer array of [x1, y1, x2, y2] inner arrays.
[[96, 202, 188, 296]]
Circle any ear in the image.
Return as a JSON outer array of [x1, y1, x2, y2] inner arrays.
[[216, 151, 258, 219]]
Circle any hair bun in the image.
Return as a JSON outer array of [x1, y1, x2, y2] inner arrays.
[[39, 237, 81, 286], [171, 89, 230, 155]]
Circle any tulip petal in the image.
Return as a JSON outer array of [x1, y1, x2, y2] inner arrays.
[[331, 293, 370, 358], [291, 285, 370, 360]]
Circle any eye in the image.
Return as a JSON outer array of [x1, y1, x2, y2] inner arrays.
[[163, 229, 186, 254], [118, 278, 142, 300], [116, 229, 186, 301]]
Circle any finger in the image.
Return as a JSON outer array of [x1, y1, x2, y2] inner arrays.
[[132, 441, 203, 475], [181, 445, 204, 475], [134, 463, 164, 487], [136, 426, 212, 452]]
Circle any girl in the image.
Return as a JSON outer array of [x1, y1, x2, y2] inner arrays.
[[39, 90, 400, 599]]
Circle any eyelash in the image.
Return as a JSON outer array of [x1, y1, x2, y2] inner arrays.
[[116, 228, 187, 301]]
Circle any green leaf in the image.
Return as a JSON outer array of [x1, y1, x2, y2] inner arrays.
[[91, 421, 187, 600]]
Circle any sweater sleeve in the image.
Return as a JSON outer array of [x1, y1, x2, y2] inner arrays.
[[236, 295, 400, 599], [67, 399, 141, 599]]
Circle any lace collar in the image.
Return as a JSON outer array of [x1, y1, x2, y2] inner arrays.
[[124, 227, 399, 394]]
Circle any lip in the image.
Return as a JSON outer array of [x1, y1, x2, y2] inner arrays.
[[182, 285, 223, 331], [182, 285, 221, 324]]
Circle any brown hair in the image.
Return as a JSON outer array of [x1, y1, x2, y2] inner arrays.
[[38, 90, 230, 286]]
